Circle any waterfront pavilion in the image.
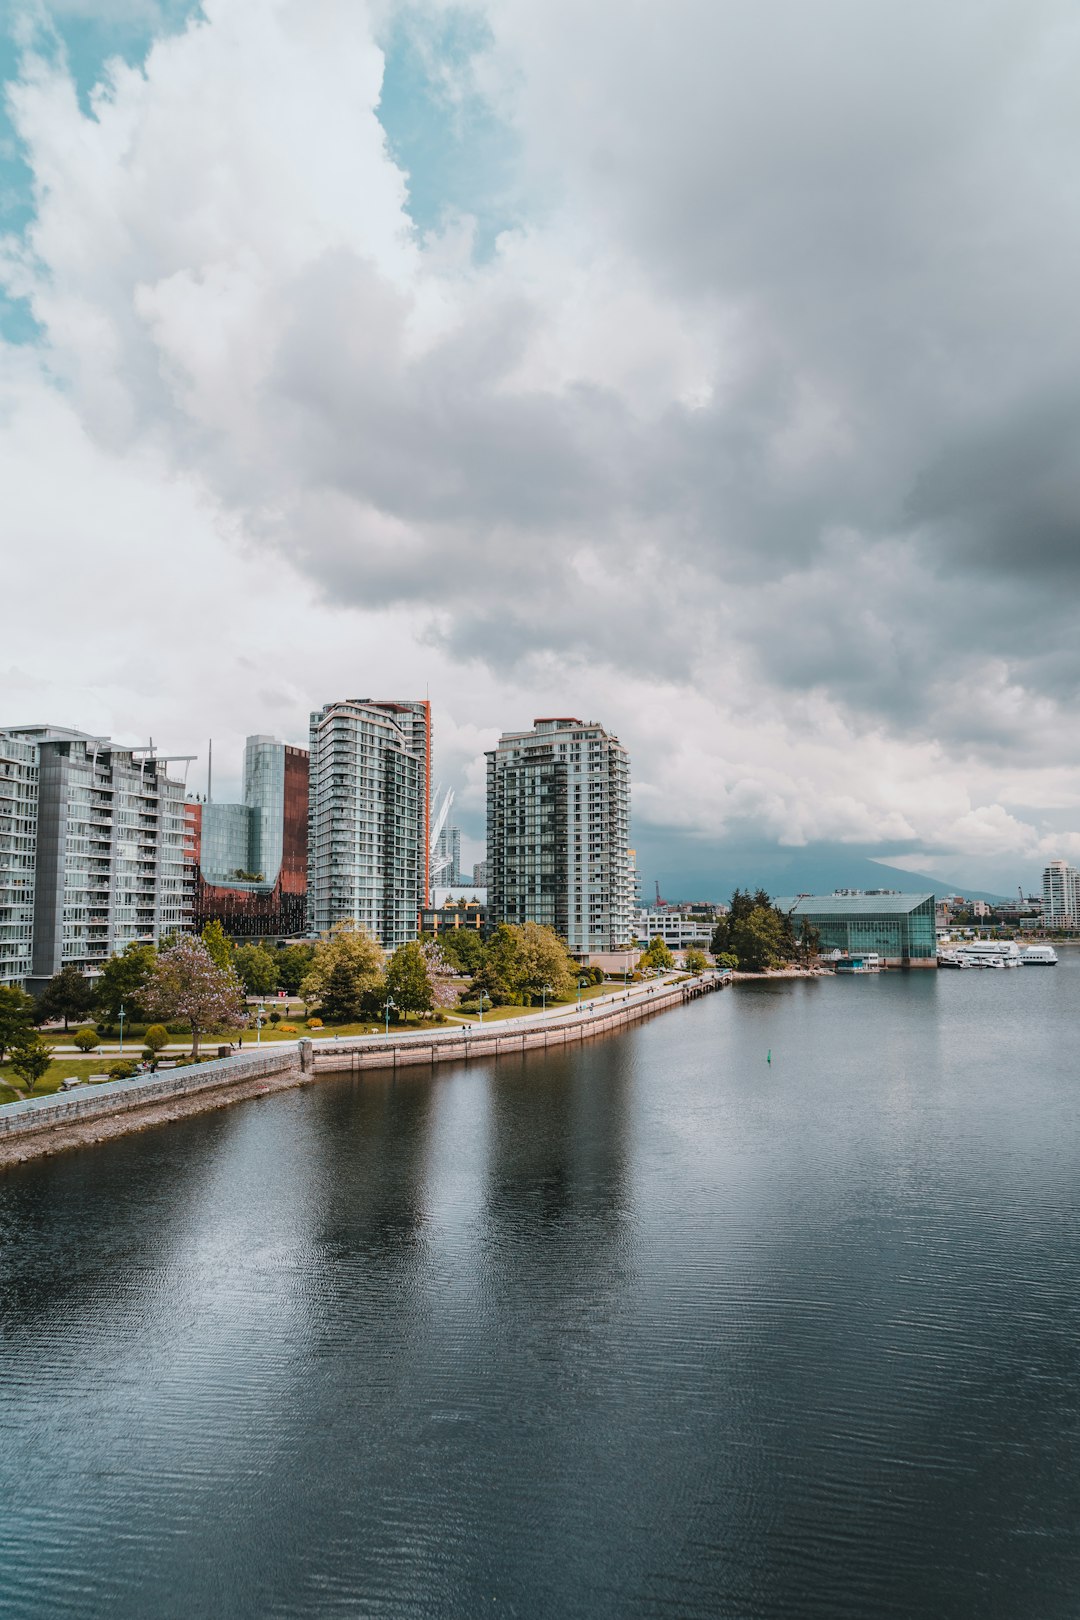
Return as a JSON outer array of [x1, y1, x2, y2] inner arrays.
[[774, 892, 937, 967]]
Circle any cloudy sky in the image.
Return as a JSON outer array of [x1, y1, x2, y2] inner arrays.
[[3, 0, 1080, 897]]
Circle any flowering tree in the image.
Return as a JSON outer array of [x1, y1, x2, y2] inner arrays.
[[420, 940, 460, 1011], [143, 936, 248, 1057]]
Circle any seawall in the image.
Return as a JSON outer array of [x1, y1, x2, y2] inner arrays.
[[0, 976, 721, 1167]]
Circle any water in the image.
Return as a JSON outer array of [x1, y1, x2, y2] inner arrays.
[[3, 963, 1080, 1619]]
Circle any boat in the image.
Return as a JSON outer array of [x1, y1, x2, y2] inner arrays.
[[834, 953, 881, 974], [937, 950, 971, 969], [1021, 944, 1059, 965], [956, 940, 1022, 968]]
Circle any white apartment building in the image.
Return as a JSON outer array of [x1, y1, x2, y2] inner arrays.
[[633, 909, 715, 949], [2, 726, 192, 990], [0, 732, 39, 987], [1042, 859, 1080, 928], [307, 699, 430, 948], [487, 717, 632, 955]]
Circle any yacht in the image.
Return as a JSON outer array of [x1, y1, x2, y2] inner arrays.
[[957, 940, 1021, 968], [937, 950, 971, 969], [1021, 944, 1059, 965]]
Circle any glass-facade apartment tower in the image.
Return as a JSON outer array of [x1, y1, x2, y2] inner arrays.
[[486, 717, 632, 955], [307, 699, 430, 948]]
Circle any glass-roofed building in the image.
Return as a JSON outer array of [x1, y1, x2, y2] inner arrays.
[[773, 892, 937, 967]]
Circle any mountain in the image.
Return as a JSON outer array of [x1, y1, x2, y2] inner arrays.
[[632, 835, 1011, 907]]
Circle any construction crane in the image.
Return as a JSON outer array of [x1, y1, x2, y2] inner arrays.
[[654, 879, 667, 908]]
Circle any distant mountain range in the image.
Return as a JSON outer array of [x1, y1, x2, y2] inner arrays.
[[632, 835, 1012, 907]]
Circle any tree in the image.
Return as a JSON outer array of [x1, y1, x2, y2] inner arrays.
[[433, 927, 484, 976], [385, 941, 434, 1021], [9, 1032, 53, 1095], [640, 936, 675, 973], [276, 944, 315, 994], [685, 947, 708, 974], [143, 1024, 169, 1055], [143, 936, 248, 1057], [301, 921, 383, 1020], [201, 920, 233, 971], [515, 921, 577, 1003], [234, 943, 280, 996], [729, 907, 787, 973], [73, 1027, 100, 1052], [94, 943, 157, 1025], [37, 965, 94, 1031], [420, 940, 461, 1010], [0, 985, 35, 1061]]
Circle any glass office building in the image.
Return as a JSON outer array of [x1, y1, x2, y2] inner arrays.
[[194, 736, 309, 938], [773, 892, 938, 965]]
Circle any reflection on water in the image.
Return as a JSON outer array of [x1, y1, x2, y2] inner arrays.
[[3, 965, 1080, 1618]]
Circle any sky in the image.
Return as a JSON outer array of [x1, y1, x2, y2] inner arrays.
[[3, 0, 1080, 899]]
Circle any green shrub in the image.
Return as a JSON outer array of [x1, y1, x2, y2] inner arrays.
[[268, 1010, 281, 1025], [109, 1060, 137, 1080], [143, 1024, 169, 1053], [73, 1027, 99, 1053]]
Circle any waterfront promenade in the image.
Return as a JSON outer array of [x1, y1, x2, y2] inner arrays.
[[0, 974, 723, 1165]]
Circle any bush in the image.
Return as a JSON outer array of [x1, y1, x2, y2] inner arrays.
[[306, 1017, 323, 1029], [268, 1010, 281, 1025], [109, 1061, 137, 1080], [165, 1021, 189, 1036], [143, 1023, 169, 1053], [73, 1027, 99, 1053], [140, 1048, 157, 1066], [279, 1023, 298, 1034]]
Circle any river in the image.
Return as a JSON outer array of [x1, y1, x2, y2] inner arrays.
[[2, 961, 1080, 1618]]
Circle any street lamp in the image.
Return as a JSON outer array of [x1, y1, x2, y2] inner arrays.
[[540, 983, 552, 1013], [118, 1003, 125, 1054], [478, 990, 490, 1024], [576, 977, 586, 1007], [383, 995, 396, 1037]]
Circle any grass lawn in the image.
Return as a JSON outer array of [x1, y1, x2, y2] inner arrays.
[[0, 1055, 123, 1105]]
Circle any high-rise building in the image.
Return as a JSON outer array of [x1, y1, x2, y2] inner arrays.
[[1042, 859, 1080, 928], [2, 725, 192, 990], [194, 735, 309, 937], [433, 823, 461, 888], [472, 859, 488, 887], [0, 732, 39, 987], [486, 716, 632, 955], [307, 699, 430, 947]]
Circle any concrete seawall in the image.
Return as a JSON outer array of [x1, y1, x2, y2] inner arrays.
[[305, 977, 717, 1075], [0, 976, 721, 1165]]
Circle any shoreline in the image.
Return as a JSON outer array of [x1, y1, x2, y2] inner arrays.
[[0, 976, 720, 1169]]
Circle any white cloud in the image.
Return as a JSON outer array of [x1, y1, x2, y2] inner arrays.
[[3, 0, 1080, 892]]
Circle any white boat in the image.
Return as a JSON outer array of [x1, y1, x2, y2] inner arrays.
[[834, 953, 881, 974], [957, 940, 1022, 968], [1021, 944, 1058, 965], [937, 950, 971, 969]]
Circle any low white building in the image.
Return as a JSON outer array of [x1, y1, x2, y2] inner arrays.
[[633, 909, 714, 949]]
